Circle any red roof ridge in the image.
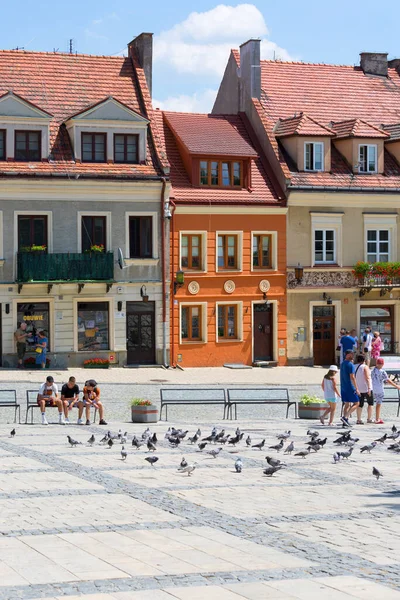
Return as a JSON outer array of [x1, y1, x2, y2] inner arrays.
[[261, 58, 360, 68], [331, 117, 390, 138], [0, 49, 126, 60], [275, 112, 335, 137]]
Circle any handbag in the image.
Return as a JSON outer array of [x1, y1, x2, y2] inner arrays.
[[35, 347, 42, 354]]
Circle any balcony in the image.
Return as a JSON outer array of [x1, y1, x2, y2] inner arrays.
[[17, 252, 114, 283], [354, 262, 400, 297]]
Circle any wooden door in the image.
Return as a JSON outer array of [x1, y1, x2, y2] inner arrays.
[[253, 303, 273, 362], [313, 306, 335, 366], [126, 301, 155, 365]]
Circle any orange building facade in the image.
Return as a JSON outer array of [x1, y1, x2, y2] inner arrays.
[[156, 111, 288, 367]]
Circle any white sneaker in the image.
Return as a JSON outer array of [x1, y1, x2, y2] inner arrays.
[[77, 418, 83, 425], [65, 418, 70, 425], [59, 415, 65, 425], [42, 416, 49, 425]]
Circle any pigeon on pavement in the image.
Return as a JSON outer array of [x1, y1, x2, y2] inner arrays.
[[234, 458, 242, 473], [333, 452, 341, 464], [372, 466, 383, 480], [284, 441, 294, 454], [277, 430, 291, 440], [145, 456, 159, 466], [121, 446, 127, 461], [295, 449, 311, 458], [107, 438, 114, 449], [147, 439, 157, 452], [180, 457, 188, 468], [228, 434, 241, 446], [360, 442, 377, 453], [392, 424, 397, 433], [87, 434, 95, 446], [207, 447, 222, 459], [188, 433, 199, 444], [339, 447, 353, 459], [268, 439, 284, 452], [375, 434, 387, 444], [198, 442, 208, 451], [263, 465, 282, 476], [252, 439, 266, 450], [265, 456, 286, 468], [67, 435, 81, 447], [178, 463, 196, 476], [132, 436, 144, 449], [10, 428, 16, 437], [245, 435, 252, 447]]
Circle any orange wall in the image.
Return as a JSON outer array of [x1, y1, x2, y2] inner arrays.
[[170, 211, 287, 367]]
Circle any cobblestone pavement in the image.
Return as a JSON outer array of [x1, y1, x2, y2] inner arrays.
[[0, 399, 399, 599]]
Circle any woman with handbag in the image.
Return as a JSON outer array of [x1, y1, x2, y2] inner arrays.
[[371, 331, 383, 366], [35, 330, 48, 369]]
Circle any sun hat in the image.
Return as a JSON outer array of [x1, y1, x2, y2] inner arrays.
[[329, 365, 338, 372]]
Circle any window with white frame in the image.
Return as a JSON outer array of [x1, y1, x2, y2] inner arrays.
[[304, 142, 323, 171], [180, 303, 207, 343], [314, 229, 335, 263], [367, 229, 390, 262], [359, 145, 377, 173], [216, 302, 243, 342]]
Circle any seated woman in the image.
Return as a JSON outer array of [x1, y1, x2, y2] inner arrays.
[[82, 379, 107, 425]]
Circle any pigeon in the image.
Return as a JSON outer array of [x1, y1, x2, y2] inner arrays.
[[188, 433, 199, 445], [202, 433, 218, 443], [375, 433, 387, 444], [67, 435, 81, 447], [310, 444, 322, 452], [99, 432, 110, 444], [333, 432, 351, 445], [388, 442, 400, 451], [245, 435, 252, 447], [284, 441, 294, 454], [295, 449, 311, 458], [132, 436, 144, 449], [387, 431, 400, 440], [177, 430, 189, 440], [372, 466, 383, 480], [178, 463, 196, 476], [168, 437, 181, 448], [392, 424, 397, 433], [198, 442, 207, 451], [263, 465, 282, 476], [339, 447, 353, 460], [265, 456, 286, 468], [360, 442, 377, 454], [235, 427, 241, 437], [277, 430, 291, 440], [234, 458, 242, 473], [216, 429, 226, 440], [10, 428, 16, 438], [107, 438, 113, 449], [164, 427, 171, 439], [117, 429, 122, 439], [219, 435, 231, 445], [147, 439, 157, 452], [121, 446, 127, 461], [207, 447, 222, 459], [307, 430, 319, 438], [151, 433, 157, 444], [228, 434, 240, 446], [268, 439, 284, 452], [333, 452, 341, 464], [145, 456, 159, 466], [252, 439, 266, 450], [180, 457, 188, 468], [87, 434, 95, 446], [142, 427, 151, 440], [196, 428, 201, 437]]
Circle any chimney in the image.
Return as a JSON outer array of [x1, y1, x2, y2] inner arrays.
[[128, 33, 153, 96], [360, 52, 388, 77], [239, 39, 261, 100], [388, 58, 400, 72]]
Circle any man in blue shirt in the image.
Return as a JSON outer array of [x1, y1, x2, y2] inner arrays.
[[340, 349, 360, 426], [340, 331, 356, 364]]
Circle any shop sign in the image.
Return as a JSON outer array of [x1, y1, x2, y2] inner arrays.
[[23, 315, 43, 321]]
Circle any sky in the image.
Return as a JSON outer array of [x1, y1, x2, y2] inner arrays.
[[2, 1, 400, 113]]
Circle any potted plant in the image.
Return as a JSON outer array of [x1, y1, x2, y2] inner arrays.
[[298, 394, 327, 420], [131, 399, 158, 423], [85, 244, 105, 254], [23, 356, 51, 369], [83, 358, 110, 369]]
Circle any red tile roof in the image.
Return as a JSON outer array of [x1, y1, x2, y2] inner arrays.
[[0, 50, 161, 179], [330, 118, 389, 139], [156, 110, 284, 205], [382, 123, 400, 142], [163, 112, 257, 157], [275, 113, 335, 137]]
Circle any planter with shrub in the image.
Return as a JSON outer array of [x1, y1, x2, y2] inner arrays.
[[24, 356, 51, 369], [131, 399, 158, 423], [83, 358, 110, 369], [298, 394, 327, 419]]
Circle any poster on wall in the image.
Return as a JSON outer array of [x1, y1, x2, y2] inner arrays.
[[77, 302, 109, 351]]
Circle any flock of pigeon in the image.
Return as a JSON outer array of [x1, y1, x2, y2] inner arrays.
[[43, 421, 400, 480]]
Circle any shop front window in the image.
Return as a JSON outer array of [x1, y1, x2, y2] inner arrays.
[[17, 302, 50, 351], [360, 306, 393, 353], [77, 302, 109, 351]]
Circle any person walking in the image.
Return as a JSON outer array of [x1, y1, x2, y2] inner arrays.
[[320, 365, 340, 425], [371, 358, 400, 424], [371, 331, 383, 366], [337, 327, 346, 365], [14, 322, 28, 368], [361, 327, 373, 366], [354, 354, 373, 424], [350, 329, 359, 353], [35, 330, 48, 369], [340, 349, 360, 426], [340, 331, 356, 365]]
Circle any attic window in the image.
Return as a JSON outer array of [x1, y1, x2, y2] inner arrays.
[[304, 142, 323, 171], [359, 144, 377, 173], [0, 130, 5, 160], [199, 160, 242, 187], [82, 133, 106, 163], [15, 131, 41, 161], [114, 134, 139, 164]]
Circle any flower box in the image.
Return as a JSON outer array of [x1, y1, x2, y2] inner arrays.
[[23, 357, 51, 369], [83, 359, 110, 369], [131, 399, 158, 423], [298, 402, 327, 420]]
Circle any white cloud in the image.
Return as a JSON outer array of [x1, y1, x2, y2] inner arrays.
[[154, 4, 293, 77], [153, 89, 218, 113]]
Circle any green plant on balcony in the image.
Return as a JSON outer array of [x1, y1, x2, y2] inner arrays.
[[20, 245, 47, 253], [353, 261, 400, 282], [84, 244, 105, 254]]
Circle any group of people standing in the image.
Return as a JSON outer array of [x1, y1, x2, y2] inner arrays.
[[321, 348, 399, 427], [338, 327, 383, 367], [14, 322, 48, 368]]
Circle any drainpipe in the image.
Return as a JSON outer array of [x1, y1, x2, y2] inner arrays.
[[169, 199, 177, 367], [160, 177, 168, 367]]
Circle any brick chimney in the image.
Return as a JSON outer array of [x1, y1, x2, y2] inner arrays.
[[128, 33, 153, 96], [239, 39, 261, 100], [360, 52, 388, 77]]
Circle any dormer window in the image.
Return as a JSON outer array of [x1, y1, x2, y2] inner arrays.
[[114, 134, 138, 164], [359, 144, 377, 173], [82, 133, 106, 163], [199, 160, 242, 187], [304, 142, 323, 171], [0, 130, 5, 160], [15, 131, 41, 161]]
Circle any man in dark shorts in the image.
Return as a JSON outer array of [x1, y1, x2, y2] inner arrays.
[[340, 349, 360, 426], [61, 376, 80, 425], [14, 322, 28, 368], [37, 375, 64, 425]]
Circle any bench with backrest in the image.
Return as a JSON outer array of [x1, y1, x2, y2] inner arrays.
[[160, 388, 227, 421], [382, 385, 400, 417], [226, 387, 295, 420], [0, 390, 20, 423], [26, 385, 99, 424]]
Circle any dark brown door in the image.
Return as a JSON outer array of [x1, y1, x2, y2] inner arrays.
[[126, 301, 155, 364], [253, 303, 273, 362], [313, 306, 335, 366]]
